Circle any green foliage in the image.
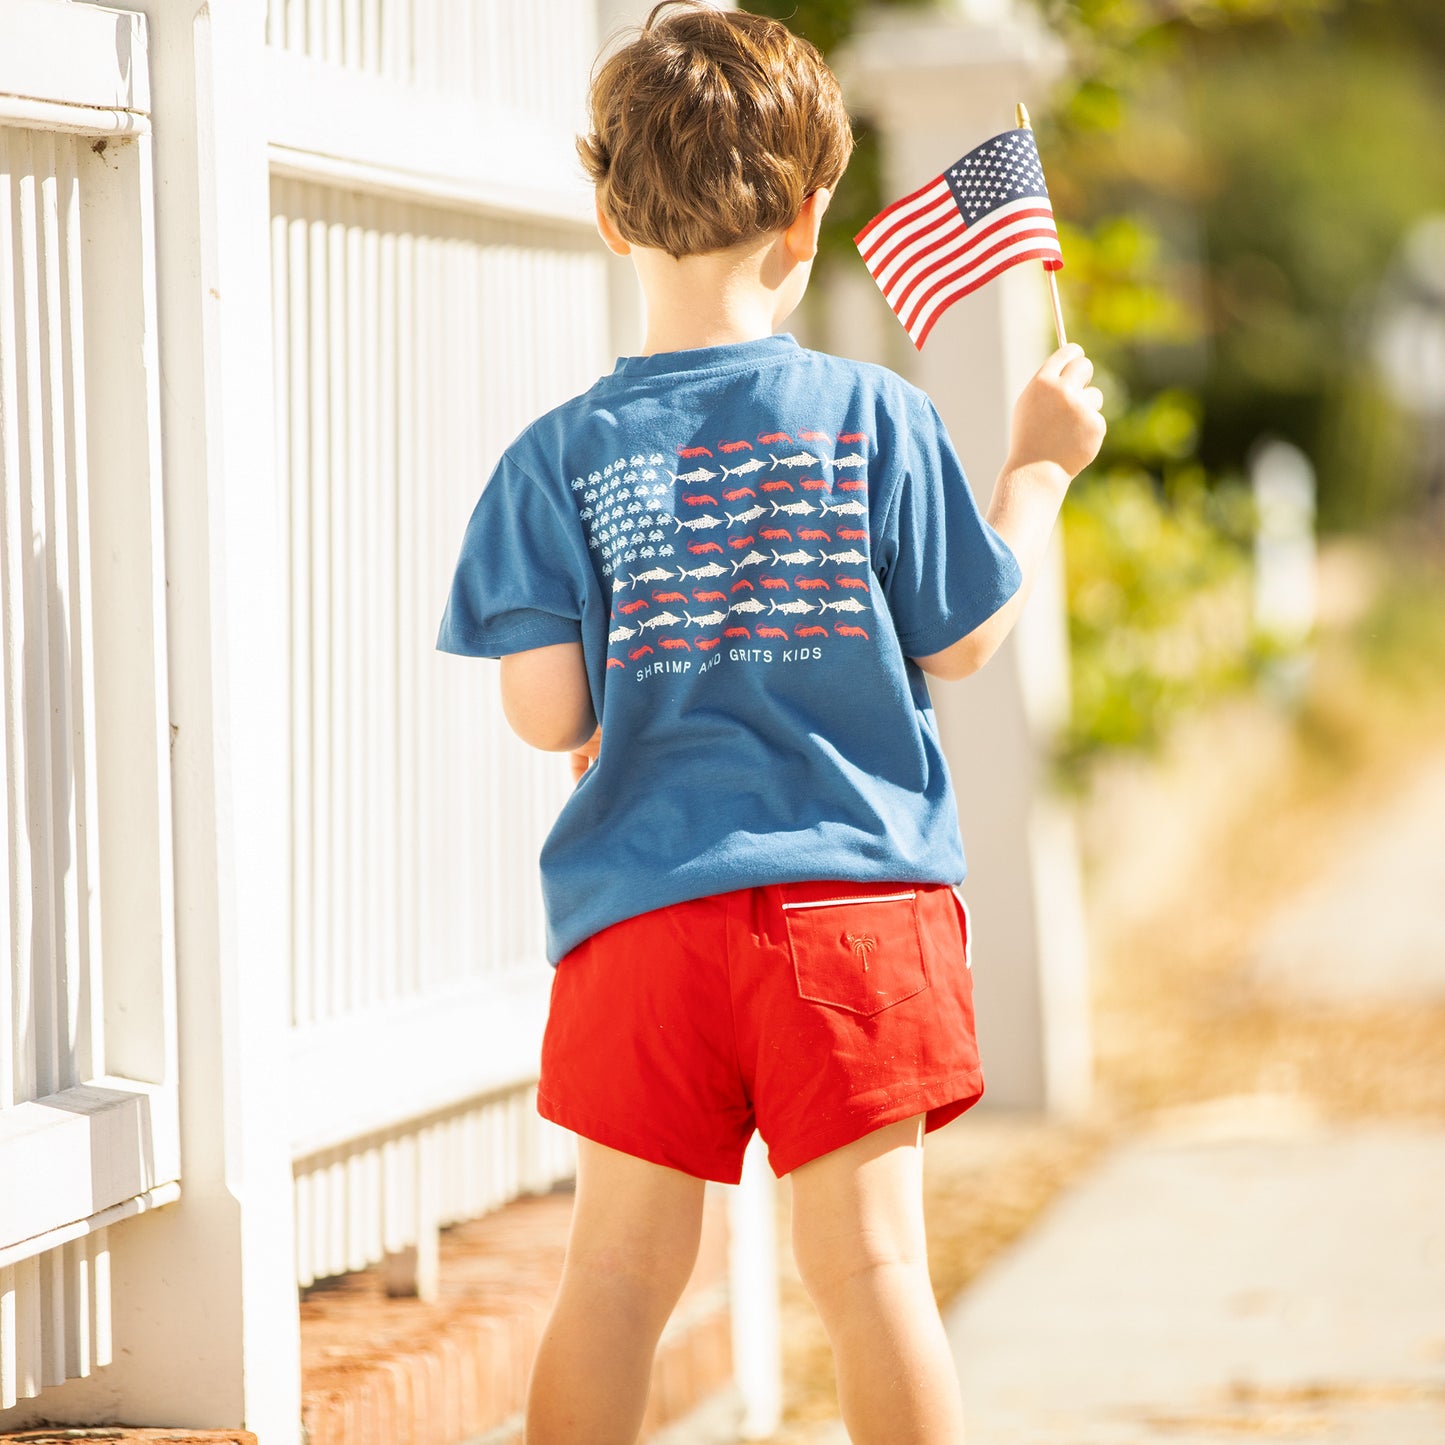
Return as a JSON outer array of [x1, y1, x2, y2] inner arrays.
[[1057, 467, 1262, 786], [740, 0, 1445, 778]]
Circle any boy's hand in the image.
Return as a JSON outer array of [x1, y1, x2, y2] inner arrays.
[[569, 725, 602, 784], [1005, 342, 1106, 484]]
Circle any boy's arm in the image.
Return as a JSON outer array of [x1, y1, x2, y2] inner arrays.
[[499, 641, 597, 752], [912, 344, 1104, 682]]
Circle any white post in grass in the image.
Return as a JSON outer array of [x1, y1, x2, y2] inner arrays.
[[1249, 437, 1317, 699], [836, 0, 1094, 1115], [728, 1134, 782, 1440]]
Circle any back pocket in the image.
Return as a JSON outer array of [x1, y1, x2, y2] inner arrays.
[[782, 888, 929, 1016]]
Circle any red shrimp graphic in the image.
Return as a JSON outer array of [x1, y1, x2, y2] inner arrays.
[[756, 625, 788, 640], [730, 578, 755, 592], [723, 486, 756, 501], [837, 479, 867, 492], [630, 644, 654, 659], [688, 541, 724, 554], [837, 431, 868, 445], [759, 577, 790, 591], [795, 625, 828, 638], [796, 577, 830, 590], [836, 527, 867, 540], [684, 493, 718, 506], [719, 439, 753, 453], [606, 657, 624, 669], [835, 624, 870, 638], [724, 626, 751, 638], [836, 576, 869, 590], [653, 590, 688, 602], [677, 445, 712, 458], [800, 478, 828, 491], [798, 429, 830, 442], [798, 527, 830, 541], [728, 534, 756, 550], [757, 431, 792, 445], [693, 589, 727, 601], [696, 636, 722, 651], [758, 527, 792, 541], [659, 636, 692, 651], [619, 598, 651, 614], [760, 479, 794, 493]]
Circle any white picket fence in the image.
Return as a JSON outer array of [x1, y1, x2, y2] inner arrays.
[[0, 0, 773, 1437], [1, 0, 180, 1411]]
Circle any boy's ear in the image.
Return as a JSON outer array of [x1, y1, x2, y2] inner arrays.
[[594, 193, 631, 257], [785, 188, 832, 264]]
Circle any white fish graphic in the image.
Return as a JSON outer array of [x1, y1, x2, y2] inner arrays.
[[673, 513, 726, 532], [768, 598, 817, 616], [684, 609, 727, 627], [770, 499, 818, 517], [819, 597, 870, 614], [728, 597, 767, 615], [730, 550, 769, 573], [679, 560, 728, 581], [832, 452, 869, 469], [771, 548, 815, 566], [821, 499, 867, 518], [721, 457, 767, 481], [628, 566, 674, 588], [609, 623, 638, 643], [639, 610, 683, 632], [727, 504, 767, 526], [768, 451, 820, 469], [819, 548, 868, 566], [670, 467, 718, 485]]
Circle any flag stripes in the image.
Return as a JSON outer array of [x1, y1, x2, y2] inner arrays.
[[854, 128, 1064, 350]]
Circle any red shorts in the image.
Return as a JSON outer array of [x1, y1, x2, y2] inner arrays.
[[537, 879, 984, 1183]]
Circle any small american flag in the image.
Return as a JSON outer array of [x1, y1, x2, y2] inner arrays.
[[854, 127, 1064, 350]]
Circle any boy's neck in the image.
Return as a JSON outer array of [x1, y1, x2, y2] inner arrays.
[[630, 235, 801, 356]]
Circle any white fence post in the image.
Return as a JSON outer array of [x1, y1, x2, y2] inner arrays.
[[2, 0, 304, 1436], [837, 0, 1093, 1114], [727, 1136, 781, 1440], [1250, 437, 1317, 643]]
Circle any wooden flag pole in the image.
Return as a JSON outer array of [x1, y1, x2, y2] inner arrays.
[[1015, 101, 1068, 348]]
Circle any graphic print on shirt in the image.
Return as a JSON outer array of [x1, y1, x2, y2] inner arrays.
[[569, 432, 875, 679]]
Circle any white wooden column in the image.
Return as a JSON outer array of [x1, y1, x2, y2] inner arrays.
[[2, 0, 303, 1437], [839, 0, 1093, 1114]]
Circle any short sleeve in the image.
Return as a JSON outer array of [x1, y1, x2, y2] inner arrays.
[[436, 450, 587, 659], [875, 389, 1023, 658]]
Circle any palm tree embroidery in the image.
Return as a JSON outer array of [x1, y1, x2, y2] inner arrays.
[[845, 932, 878, 972]]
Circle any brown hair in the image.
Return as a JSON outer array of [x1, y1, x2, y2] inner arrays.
[[578, 1, 854, 259]]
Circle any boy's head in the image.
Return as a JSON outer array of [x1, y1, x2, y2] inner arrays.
[[578, 1, 853, 261]]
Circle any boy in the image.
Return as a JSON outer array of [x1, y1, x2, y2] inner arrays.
[[436, 4, 1105, 1441]]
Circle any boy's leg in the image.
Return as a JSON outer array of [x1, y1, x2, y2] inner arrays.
[[789, 1113, 967, 1445], [525, 1136, 707, 1445]]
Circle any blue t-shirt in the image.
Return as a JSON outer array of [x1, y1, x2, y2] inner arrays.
[[436, 332, 1022, 964]]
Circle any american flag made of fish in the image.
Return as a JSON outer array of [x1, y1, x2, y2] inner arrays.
[[854, 126, 1064, 350]]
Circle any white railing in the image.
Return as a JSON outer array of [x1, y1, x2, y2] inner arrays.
[[268, 19, 607, 1295], [264, 0, 598, 128], [0, 0, 179, 1411], [2, 1, 778, 1435]]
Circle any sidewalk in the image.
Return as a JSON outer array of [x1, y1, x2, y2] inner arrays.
[[945, 1099, 1445, 1444], [806, 737, 1445, 1445], [945, 740, 1445, 1444]]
